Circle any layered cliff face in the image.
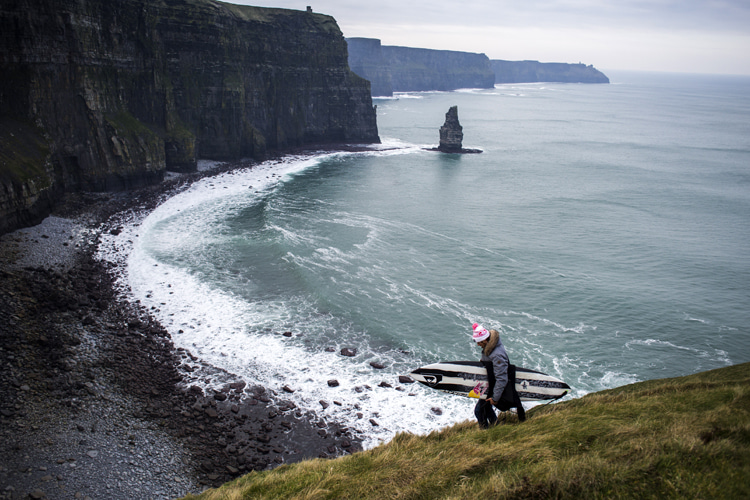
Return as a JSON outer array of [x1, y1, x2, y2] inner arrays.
[[345, 38, 393, 97], [492, 60, 610, 84], [383, 46, 495, 93], [346, 39, 495, 96], [0, 0, 379, 235]]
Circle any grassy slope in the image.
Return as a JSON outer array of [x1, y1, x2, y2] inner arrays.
[[182, 362, 750, 499]]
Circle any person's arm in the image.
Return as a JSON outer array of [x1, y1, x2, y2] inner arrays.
[[491, 353, 509, 403]]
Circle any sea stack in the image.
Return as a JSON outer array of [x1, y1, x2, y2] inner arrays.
[[438, 106, 464, 152], [433, 106, 481, 154]]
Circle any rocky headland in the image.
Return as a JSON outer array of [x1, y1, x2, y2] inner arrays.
[[491, 59, 610, 84], [347, 38, 495, 97], [0, 0, 381, 497], [346, 38, 609, 97], [0, 0, 379, 236], [345, 38, 393, 98]]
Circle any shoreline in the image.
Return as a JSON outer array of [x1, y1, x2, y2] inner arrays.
[[0, 149, 368, 500]]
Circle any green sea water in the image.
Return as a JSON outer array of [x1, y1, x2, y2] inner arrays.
[[115, 71, 750, 446]]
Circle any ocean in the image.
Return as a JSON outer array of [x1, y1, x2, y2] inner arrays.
[[99, 70, 750, 449]]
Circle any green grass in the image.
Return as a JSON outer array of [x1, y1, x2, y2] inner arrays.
[[0, 117, 51, 186], [182, 363, 750, 499], [105, 110, 155, 140]]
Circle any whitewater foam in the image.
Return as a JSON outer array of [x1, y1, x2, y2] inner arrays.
[[96, 152, 483, 450]]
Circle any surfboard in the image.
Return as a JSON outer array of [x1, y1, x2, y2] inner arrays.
[[409, 361, 570, 402]]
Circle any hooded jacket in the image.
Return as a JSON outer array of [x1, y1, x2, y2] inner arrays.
[[480, 329, 509, 402]]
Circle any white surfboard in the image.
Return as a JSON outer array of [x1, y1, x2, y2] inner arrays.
[[409, 360, 570, 402]]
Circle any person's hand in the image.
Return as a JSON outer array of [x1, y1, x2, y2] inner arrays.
[[487, 398, 495, 406]]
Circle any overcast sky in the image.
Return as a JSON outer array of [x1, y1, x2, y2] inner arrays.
[[230, 0, 750, 76]]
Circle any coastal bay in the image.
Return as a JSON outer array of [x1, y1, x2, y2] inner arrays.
[[0, 156, 364, 500], [2, 70, 749, 500]]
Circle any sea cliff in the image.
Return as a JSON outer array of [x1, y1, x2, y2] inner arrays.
[[383, 46, 495, 93], [0, 0, 379, 235], [346, 38, 608, 97], [347, 38, 495, 96], [345, 38, 393, 98], [492, 59, 610, 84]]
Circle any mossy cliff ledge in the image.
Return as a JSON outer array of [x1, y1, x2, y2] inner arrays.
[[0, 0, 379, 234]]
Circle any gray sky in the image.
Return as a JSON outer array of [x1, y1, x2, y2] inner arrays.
[[230, 1, 750, 75]]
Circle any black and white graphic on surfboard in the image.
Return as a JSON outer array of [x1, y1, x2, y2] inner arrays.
[[409, 361, 570, 402], [421, 374, 442, 387]]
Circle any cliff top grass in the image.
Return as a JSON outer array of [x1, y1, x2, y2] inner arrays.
[[217, 1, 341, 34], [182, 362, 750, 499]]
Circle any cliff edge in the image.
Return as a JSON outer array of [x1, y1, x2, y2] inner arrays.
[[347, 38, 495, 96], [0, 0, 379, 235], [492, 59, 610, 84], [345, 38, 393, 97]]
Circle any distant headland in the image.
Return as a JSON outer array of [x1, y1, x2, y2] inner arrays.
[[491, 59, 610, 84], [346, 37, 609, 97]]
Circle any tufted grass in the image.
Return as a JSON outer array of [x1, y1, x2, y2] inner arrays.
[[182, 362, 750, 500]]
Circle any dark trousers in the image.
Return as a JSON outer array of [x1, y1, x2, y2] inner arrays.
[[474, 399, 498, 428]]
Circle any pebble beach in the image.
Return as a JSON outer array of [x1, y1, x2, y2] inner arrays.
[[0, 158, 362, 500]]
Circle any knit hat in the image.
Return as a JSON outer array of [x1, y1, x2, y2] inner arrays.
[[472, 323, 490, 342]]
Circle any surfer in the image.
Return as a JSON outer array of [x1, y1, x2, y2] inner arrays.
[[472, 323, 506, 428], [472, 323, 525, 427]]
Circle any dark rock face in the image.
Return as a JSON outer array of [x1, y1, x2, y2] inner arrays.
[[347, 39, 495, 96], [0, 0, 379, 235], [491, 60, 609, 84], [0, 119, 61, 235], [438, 106, 463, 152]]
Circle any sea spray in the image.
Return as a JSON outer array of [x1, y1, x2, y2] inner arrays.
[[99, 152, 481, 449]]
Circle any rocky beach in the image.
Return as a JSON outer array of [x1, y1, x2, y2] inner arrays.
[[0, 158, 363, 500]]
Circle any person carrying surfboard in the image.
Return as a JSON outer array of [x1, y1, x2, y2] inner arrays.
[[472, 323, 526, 427]]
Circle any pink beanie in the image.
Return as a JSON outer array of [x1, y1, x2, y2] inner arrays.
[[472, 323, 490, 342]]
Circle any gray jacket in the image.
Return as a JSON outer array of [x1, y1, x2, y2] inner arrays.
[[480, 332, 509, 402]]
